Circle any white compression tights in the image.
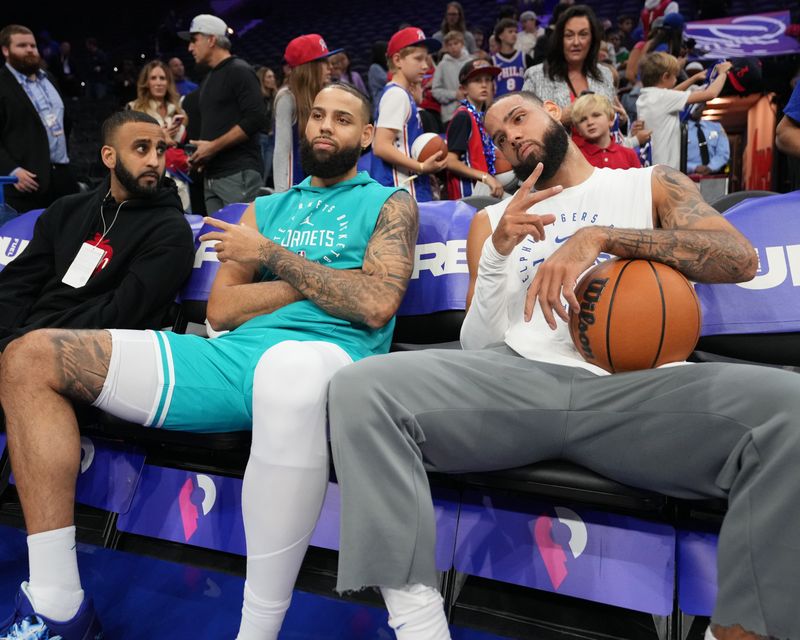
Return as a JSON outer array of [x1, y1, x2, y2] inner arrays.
[[236, 340, 352, 640]]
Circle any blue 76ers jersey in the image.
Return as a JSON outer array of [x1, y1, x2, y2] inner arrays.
[[493, 51, 526, 97]]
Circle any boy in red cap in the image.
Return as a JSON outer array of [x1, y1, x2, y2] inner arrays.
[[371, 27, 448, 202], [445, 59, 506, 199], [273, 34, 339, 191]]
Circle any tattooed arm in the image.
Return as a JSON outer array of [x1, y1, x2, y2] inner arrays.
[[525, 165, 757, 329], [206, 205, 305, 332], [202, 190, 419, 329], [594, 164, 757, 283]]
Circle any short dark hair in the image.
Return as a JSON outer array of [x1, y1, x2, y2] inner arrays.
[[490, 90, 544, 112], [0, 24, 33, 50], [494, 18, 518, 40], [102, 110, 160, 145], [321, 82, 374, 125]]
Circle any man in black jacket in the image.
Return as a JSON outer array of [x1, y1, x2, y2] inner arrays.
[[0, 109, 195, 352], [0, 24, 78, 213], [179, 14, 264, 213]]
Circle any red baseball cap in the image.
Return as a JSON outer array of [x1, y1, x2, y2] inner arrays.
[[386, 27, 442, 59], [284, 34, 342, 68]]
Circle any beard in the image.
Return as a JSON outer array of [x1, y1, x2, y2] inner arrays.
[[113, 156, 163, 198], [299, 136, 362, 180], [8, 51, 41, 76], [512, 118, 570, 184]]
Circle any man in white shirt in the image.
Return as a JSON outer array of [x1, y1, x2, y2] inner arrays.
[[328, 91, 799, 640]]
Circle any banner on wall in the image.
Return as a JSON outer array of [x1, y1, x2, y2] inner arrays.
[[685, 11, 800, 59]]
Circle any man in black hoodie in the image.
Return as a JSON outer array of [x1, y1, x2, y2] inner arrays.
[[0, 110, 195, 352]]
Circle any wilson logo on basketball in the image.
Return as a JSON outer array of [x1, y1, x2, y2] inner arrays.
[[574, 277, 609, 361]]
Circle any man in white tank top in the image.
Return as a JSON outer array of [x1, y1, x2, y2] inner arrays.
[[329, 92, 800, 640]]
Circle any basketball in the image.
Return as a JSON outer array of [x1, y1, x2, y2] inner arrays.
[[493, 147, 517, 188], [411, 133, 447, 162], [494, 147, 512, 173], [569, 259, 701, 373]]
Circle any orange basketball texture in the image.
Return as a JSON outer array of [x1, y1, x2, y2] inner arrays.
[[569, 259, 701, 373], [493, 147, 512, 173], [415, 135, 448, 162]]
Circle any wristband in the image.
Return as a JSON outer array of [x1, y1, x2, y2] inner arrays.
[[480, 174, 488, 184]]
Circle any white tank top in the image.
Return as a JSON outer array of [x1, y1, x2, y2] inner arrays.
[[484, 166, 655, 374]]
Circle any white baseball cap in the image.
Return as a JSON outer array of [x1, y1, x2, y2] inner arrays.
[[178, 14, 229, 41]]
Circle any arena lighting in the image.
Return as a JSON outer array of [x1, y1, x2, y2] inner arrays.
[[702, 109, 726, 115], [140, 53, 145, 59], [113, 67, 118, 72], [227, 27, 234, 35]]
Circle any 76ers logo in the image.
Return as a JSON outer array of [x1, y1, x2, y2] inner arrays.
[[532, 506, 587, 589], [178, 474, 217, 542]]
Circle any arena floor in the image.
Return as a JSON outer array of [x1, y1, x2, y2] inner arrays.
[[0, 522, 515, 639]]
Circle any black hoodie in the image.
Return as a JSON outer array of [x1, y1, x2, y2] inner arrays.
[[0, 179, 195, 349]]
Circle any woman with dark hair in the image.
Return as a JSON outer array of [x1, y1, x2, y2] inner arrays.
[[273, 34, 337, 192], [433, 2, 477, 53], [368, 40, 388, 101], [522, 4, 617, 126]]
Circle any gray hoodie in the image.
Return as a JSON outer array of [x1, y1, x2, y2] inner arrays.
[[432, 50, 474, 124]]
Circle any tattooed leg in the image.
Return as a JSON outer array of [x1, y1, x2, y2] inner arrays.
[[0, 329, 111, 534]]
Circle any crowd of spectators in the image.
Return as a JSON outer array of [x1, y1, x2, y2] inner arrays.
[[3, 0, 800, 215]]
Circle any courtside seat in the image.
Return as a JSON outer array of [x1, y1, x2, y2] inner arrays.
[[709, 189, 778, 213], [454, 461, 667, 513]]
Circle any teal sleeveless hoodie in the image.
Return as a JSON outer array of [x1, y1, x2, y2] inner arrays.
[[236, 171, 400, 361]]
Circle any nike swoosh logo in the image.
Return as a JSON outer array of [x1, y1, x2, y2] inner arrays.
[[554, 235, 573, 244]]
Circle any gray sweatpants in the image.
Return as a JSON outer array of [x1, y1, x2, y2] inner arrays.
[[328, 346, 800, 638], [204, 169, 263, 214]]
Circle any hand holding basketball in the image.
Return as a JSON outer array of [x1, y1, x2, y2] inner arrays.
[[412, 133, 448, 174], [491, 163, 561, 256], [524, 225, 604, 328], [568, 259, 701, 373], [419, 150, 448, 174]]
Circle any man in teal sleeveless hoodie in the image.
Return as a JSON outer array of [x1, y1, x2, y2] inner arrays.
[[0, 83, 419, 640]]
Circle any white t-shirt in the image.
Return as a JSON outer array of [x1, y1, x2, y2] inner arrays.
[[376, 85, 414, 188], [636, 86, 690, 169], [461, 166, 655, 375]]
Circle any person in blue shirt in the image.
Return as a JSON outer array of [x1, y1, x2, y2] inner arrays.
[[776, 79, 800, 158], [0, 25, 77, 213], [168, 57, 198, 96], [686, 103, 730, 175]]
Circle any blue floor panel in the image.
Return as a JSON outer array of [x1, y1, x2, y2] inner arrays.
[[0, 525, 509, 639]]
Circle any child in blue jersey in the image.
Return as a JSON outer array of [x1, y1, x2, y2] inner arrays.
[[273, 34, 338, 192], [371, 27, 448, 202], [0, 84, 419, 640], [492, 18, 526, 97]]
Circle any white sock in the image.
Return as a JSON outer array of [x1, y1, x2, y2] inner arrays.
[[26, 525, 84, 621], [705, 627, 718, 640], [236, 341, 351, 640], [380, 584, 451, 640], [235, 583, 290, 640]]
